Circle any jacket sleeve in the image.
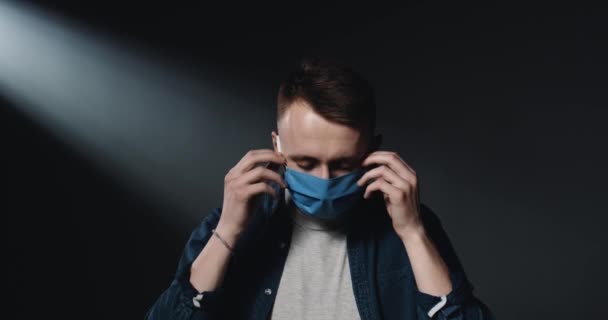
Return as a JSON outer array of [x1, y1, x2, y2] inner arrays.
[[414, 204, 495, 320], [145, 207, 229, 320]]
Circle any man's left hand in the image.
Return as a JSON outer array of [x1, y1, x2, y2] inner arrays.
[[357, 151, 423, 239]]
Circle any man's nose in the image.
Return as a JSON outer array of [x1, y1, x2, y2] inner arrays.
[[316, 166, 331, 180]]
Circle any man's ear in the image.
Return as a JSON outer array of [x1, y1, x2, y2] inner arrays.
[[271, 131, 279, 152]]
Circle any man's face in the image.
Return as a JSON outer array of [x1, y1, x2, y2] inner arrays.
[[273, 100, 372, 179]]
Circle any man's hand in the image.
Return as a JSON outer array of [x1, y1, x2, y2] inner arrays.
[[190, 149, 285, 292], [356, 151, 422, 239], [357, 151, 453, 297], [216, 149, 286, 241]]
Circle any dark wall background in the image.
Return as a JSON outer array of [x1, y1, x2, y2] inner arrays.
[[3, 2, 607, 319]]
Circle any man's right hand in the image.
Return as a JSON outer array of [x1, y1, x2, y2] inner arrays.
[[189, 150, 285, 292], [215, 149, 286, 243]]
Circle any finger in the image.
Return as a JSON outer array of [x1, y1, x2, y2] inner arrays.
[[362, 152, 416, 181], [363, 178, 401, 200], [357, 165, 409, 190], [246, 182, 278, 199], [365, 151, 417, 174], [238, 166, 286, 188], [363, 151, 416, 173], [235, 149, 285, 173]]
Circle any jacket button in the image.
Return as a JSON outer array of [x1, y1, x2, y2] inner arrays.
[[279, 242, 287, 249], [264, 288, 272, 295]]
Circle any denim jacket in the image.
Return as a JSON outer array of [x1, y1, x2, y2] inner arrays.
[[145, 187, 494, 320]]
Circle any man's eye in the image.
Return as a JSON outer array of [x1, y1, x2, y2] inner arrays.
[[337, 163, 354, 170], [297, 163, 314, 170]]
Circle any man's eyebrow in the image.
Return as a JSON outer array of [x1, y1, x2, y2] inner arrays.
[[289, 155, 320, 161], [289, 155, 359, 163]]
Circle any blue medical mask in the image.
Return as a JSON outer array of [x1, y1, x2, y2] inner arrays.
[[283, 166, 366, 220], [276, 135, 366, 219]]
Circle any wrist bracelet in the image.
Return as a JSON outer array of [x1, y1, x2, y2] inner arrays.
[[211, 228, 234, 254]]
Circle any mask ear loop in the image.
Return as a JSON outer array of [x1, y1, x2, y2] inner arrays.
[[265, 135, 287, 219], [276, 135, 287, 172]]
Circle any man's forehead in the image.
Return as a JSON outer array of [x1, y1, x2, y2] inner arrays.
[[277, 101, 368, 160], [278, 127, 365, 161], [278, 101, 362, 141]]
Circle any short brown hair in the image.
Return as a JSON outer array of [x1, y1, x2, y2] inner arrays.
[[277, 58, 376, 135]]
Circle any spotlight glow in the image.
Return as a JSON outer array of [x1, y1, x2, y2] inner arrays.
[[0, 1, 264, 225]]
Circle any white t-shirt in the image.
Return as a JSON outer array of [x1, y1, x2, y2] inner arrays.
[[270, 190, 361, 320]]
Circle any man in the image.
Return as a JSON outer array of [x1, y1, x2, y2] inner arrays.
[[146, 58, 494, 319]]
